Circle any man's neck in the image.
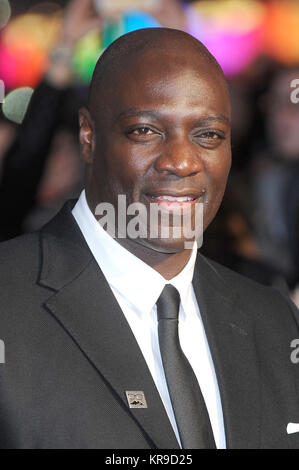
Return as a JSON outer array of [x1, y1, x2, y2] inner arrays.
[[116, 237, 193, 280]]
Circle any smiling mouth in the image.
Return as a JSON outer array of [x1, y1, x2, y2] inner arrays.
[[144, 191, 206, 209]]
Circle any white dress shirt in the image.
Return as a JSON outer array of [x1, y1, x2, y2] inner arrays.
[[72, 190, 226, 448]]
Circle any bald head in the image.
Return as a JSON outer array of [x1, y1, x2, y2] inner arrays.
[[88, 28, 228, 116]]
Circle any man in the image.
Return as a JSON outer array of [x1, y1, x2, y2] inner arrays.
[[0, 28, 299, 449]]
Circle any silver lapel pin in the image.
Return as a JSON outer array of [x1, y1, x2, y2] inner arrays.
[[125, 391, 148, 408]]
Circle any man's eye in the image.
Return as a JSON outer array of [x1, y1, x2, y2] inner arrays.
[[198, 131, 224, 140], [193, 130, 226, 148], [130, 127, 155, 136]]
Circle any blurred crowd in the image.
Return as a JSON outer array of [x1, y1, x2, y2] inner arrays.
[[0, 0, 298, 303]]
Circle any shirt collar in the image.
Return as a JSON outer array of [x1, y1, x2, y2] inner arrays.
[[72, 191, 198, 316]]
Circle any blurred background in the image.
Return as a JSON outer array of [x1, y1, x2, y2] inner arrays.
[[0, 0, 298, 303]]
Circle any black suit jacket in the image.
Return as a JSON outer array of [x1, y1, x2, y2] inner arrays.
[[0, 201, 299, 449]]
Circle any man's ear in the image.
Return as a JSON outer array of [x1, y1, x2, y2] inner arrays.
[[78, 107, 94, 164]]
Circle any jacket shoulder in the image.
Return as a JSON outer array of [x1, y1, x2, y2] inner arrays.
[[201, 255, 273, 292], [200, 254, 299, 324], [0, 233, 40, 284]]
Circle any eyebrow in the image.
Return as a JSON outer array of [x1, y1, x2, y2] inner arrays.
[[116, 108, 161, 121], [116, 108, 230, 124]]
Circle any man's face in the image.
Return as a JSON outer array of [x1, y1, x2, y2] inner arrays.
[[81, 49, 231, 253]]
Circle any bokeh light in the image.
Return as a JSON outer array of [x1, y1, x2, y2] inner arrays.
[[0, 1, 298, 89], [262, 0, 299, 64], [72, 30, 104, 84], [123, 10, 160, 34], [0, 0, 11, 29], [103, 10, 160, 48], [187, 0, 266, 76], [2, 87, 34, 124], [0, 39, 49, 89], [0, 11, 61, 89], [73, 10, 160, 83], [2, 12, 61, 53]]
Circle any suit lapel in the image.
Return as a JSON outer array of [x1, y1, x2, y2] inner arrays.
[[193, 254, 261, 449], [39, 203, 179, 449]]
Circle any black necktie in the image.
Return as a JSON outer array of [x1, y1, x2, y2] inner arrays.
[[156, 284, 216, 449]]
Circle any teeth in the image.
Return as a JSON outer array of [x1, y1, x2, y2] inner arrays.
[[151, 195, 195, 202]]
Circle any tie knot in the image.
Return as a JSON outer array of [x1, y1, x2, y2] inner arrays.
[[156, 284, 181, 321]]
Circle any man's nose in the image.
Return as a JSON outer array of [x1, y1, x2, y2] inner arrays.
[[154, 137, 204, 177]]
